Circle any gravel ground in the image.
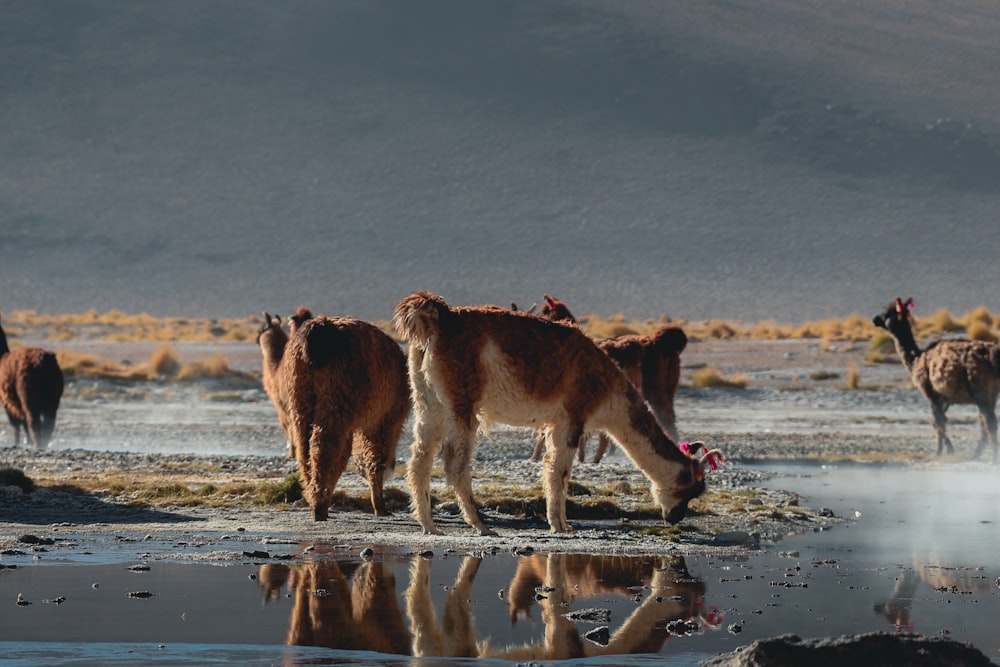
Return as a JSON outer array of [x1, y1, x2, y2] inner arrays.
[[0, 428, 931, 562], [0, 338, 961, 562]]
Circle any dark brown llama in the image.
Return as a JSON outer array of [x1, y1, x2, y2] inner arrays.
[[873, 297, 1000, 463], [282, 315, 411, 520], [523, 296, 688, 463], [393, 291, 718, 535], [0, 314, 64, 448]]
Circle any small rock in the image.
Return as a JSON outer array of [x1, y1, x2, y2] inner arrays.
[[563, 607, 611, 624], [583, 626, 611, 646], [127, 591, 156, 599]]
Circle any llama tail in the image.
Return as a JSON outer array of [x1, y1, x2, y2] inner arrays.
[[300, 317, 348, 369], [393, 291, 450, 347], [653, 326, 688, 355]]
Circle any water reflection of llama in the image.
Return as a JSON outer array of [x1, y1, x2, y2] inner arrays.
[[483, 553, 709, 660], [259, 553, 710, 660], [258, 560, 410, 655], [873, 558, 993, 633]]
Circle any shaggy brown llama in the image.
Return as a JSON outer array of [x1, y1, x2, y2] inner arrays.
[[257, 306, 314, 458], [0, 314, 64, 448], [393, 291, 717, 535], [522, 295, 688, 463], [873, 297, 1000, 463], [282, 314, 411, 520]]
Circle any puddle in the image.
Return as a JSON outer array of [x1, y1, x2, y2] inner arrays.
[[2, 464, 999, 666]]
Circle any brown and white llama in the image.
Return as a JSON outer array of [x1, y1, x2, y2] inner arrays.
[[281, 314, 411, 520], [873, 297, 1000, 463], [393, 291, 717, 535], [257, 307, 314, 458], [0, 314, 64, 448], [522, 295, 688, 463]]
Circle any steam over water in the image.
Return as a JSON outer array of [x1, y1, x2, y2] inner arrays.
[[3, 1, 1000, 323]]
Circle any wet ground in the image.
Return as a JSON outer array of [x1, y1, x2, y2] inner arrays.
[[1, 463, 998, 665]]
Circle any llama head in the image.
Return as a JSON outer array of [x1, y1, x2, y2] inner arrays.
[[289, 306, 313, 334], [540, 294, 576, 323], [256, 312, 283, 344], [872, 297, 914, 335], [658, 441, 722, 524]]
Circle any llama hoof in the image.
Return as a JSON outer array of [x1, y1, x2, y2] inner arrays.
[[422, 527, 444, 536], [478, 527, 498, 537]]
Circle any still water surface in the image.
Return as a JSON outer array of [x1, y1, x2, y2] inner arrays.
[[1, 464, 997, 666]]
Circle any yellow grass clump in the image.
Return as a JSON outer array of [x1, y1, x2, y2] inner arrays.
[[177, 354, 232, 381], [150, 344, 181, 377], [691, 367, 749, 389], [845, 362, 860, 389], [965, 320, 998, 343]]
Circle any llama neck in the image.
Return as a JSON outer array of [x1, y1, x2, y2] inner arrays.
[[889, 323, 923, 369], [595, 384, 687, 474], [260, 330, 288, 374], [0, 327, 8, 357]]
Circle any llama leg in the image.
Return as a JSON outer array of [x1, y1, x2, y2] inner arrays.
[[23, 409, 41, 449], [352, 433, 389, 516], [408, 411, 445, 535], [308, 425, 352, 522], [356, 408, 406, 517], [529, 430, 546, 462], [5, 414, 24, 447], [37, 410, 57, 448], [593, 433, 612, 463], [442, 427, 496, 536], [929, 400, 954, 455], [542, 423, 582, 533], [973, 403, 998, 463]]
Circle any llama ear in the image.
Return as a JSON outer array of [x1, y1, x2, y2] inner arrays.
[[680, 441, 705, 456], [905, 298, 914, 311], [895, 298, 905, 315]]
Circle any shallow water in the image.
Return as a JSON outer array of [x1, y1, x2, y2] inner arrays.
[[2, 464, 998, 666]]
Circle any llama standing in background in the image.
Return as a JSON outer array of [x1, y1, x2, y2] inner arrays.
[[393, 291, 715, 535], [0, 314, 64, 448], [282, 315, 411, 520], [873, 297, 1000, 463], [587, 327, 688, 461], [257, 306, 314, 459], [522, 295, 688, 464], [257, 312, 295, 456]]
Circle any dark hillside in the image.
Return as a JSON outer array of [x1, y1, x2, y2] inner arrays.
[[2, 1, 998, 323]]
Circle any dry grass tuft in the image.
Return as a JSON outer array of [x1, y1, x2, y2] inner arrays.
[[965, 320, 998, 343], [149, 344, 181, 377], [177, 354, 232, 381], [691, 367, 749, 389], [845, 362, 860, 389]]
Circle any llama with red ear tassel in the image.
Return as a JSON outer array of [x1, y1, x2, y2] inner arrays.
[[873, 297, 1000, 463], [394, 291, 719, 535]]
